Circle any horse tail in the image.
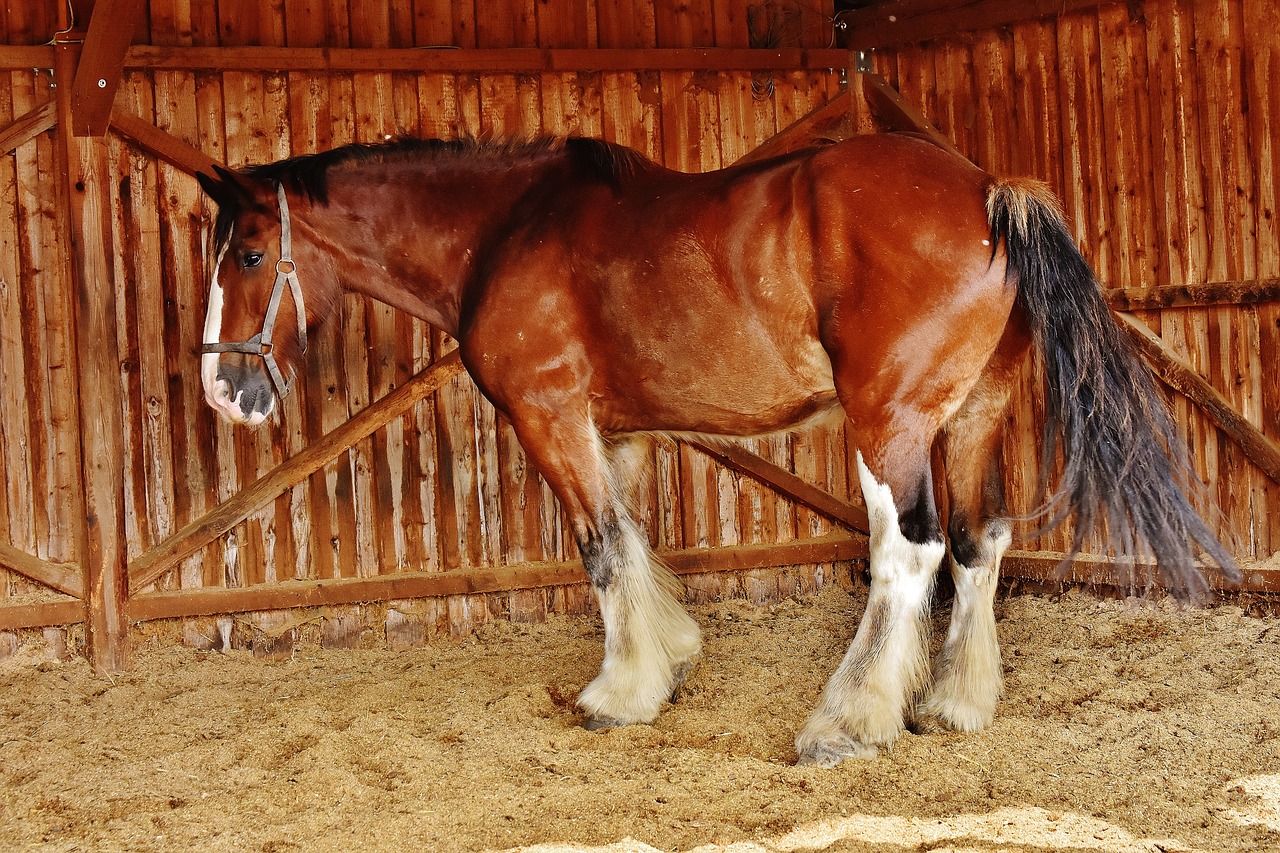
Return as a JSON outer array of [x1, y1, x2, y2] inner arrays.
[[985, 178, 1239, 600]]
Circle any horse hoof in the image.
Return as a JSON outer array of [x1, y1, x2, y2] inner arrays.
[[668, 661, 696, 703], [795, 734, 879, 767], [907, 713, 949, 735], [583, 715, 626, 732]]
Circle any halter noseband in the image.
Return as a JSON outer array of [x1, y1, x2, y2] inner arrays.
[[202, 183, 308, 400]]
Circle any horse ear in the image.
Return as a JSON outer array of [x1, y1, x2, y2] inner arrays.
[[196, 164, 256, 209]]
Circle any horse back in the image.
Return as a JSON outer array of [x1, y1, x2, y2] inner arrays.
[[461, 134, 1012, 438]]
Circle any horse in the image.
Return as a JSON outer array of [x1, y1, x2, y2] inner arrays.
[[196, 133, 1238, 766]]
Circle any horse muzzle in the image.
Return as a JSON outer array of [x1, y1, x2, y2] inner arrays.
[[203, 352, 277, 426]]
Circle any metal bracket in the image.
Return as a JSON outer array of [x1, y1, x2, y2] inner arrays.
[[854, 50, 874, 74]]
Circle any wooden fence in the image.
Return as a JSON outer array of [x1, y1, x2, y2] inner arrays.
[[0, 0, 1277, 666]]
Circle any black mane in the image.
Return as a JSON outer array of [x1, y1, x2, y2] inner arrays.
[[209, 136, 650, 250], [244, 136, 650, 204]]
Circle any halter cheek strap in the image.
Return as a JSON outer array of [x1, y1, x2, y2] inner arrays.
[[202, 183, 309, 400]]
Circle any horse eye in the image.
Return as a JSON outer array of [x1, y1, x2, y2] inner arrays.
[[243, 252, 264, 269]]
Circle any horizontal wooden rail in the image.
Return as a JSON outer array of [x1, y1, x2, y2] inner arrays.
[[0, 45, 855, 73], [127, 535, 866, 623], [121, 46, 850, 73], [2, 45, 851, 73], [842, 0, 1110, 50], [129, 350, 466, 591], [1103, 278, 1280, 310], [0, 597, 84, 632], [1117, 313, 1280, 485], [1001, 550, 1272, 593], [0, 543, 82, 598]]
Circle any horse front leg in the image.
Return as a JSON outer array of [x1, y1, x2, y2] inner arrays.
[[510, 410, 701, 727], [795, 445, 945, 766]]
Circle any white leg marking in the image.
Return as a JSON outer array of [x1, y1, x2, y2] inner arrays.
[[577, 516, 702, 726], [919, 524, 1010, 731], [795, 452, 944, 767]]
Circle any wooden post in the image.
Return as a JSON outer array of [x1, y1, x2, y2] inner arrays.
[[55, 40, 130, 672]]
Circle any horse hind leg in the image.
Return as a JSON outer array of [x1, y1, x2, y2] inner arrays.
[[917, 326, 1027, 732], [510, 412, 700, 727], [795, 438, 946, 766]]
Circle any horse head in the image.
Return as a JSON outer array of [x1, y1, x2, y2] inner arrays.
[[197, 166, 330, 426]]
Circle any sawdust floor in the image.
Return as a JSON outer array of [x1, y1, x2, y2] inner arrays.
[[3, 586, 1280, 853]]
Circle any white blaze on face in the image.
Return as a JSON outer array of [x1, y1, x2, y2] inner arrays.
[[202, 242, 245, 423]]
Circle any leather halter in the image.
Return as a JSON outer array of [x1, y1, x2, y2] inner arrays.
[[202, 183, 308, 400]]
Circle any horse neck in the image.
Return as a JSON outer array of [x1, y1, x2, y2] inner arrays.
[[311, 155, 559, 337]]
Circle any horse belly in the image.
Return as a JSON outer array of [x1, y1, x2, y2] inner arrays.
[[594, 333, 839, 437]]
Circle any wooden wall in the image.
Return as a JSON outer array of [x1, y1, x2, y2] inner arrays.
[[859, 0, 1278, 569], [2, 0, 1276, 655]]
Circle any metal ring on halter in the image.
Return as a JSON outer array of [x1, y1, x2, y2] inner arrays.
[[201, 182, 308, 402]]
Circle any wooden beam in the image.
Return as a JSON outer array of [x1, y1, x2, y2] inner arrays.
[[734, 91, 853, 166], [55, 41, 130, 671], [687, 440, 869, 533], [852, 71, 965, 159], [1116, 312, 1280, 485], [841, 0, 1112, 50], [0, 543, 82, 599], [1000, 549, 1270, 593], [0, 101, 57, 156], [1103, 278, 1280, 311], [0, 46, 56, 70], [128, 534, 867, 622], [129, 351, 467, 591], [110, 110, 219, 176], [68, 0, 148, 136], [0, 598, 85, 632], [119, 45, 850, 73]]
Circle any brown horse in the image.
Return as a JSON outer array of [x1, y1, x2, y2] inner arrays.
[[197, 134, 1237, 766]]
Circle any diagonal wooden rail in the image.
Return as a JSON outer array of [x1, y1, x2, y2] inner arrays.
[[129, 351, 466, 590]]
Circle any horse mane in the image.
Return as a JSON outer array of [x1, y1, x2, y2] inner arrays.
[[241, 136, 650, 204], [208, 136, 649, 251]]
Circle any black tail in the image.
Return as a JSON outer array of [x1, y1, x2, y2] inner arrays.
[[986, 179, 1239, 600]]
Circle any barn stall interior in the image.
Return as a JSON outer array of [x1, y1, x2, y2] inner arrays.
[[1, 0, 1279, 850]]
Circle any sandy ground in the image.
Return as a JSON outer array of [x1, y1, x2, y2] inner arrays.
[[3, 585, 1280, 852]]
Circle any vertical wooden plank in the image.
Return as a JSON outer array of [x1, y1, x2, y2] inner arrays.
[[0, 73, 38, 577], [150, 66, 225, 642], [931, 40, 976, 158], [536, 0, 593, 48], [192, 65, 235, 589], [1243, 0, 1280, 555], [1143, 0, 1214, 556], [116, 73, 177, 576], [1097, 5, 1158, 290], [287, 69, 341, 581], [10, 71, 80, 572], [55, 43, 129, 671], [1056, 11, 1112, 283], [475, 0, 536, 47], [655, 0, 714, 47], [1192, 0, 1259, 555], [596, 0, 656, 48]]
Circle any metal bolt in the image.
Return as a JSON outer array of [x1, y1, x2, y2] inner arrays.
[[97, 78, 107, 88]]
